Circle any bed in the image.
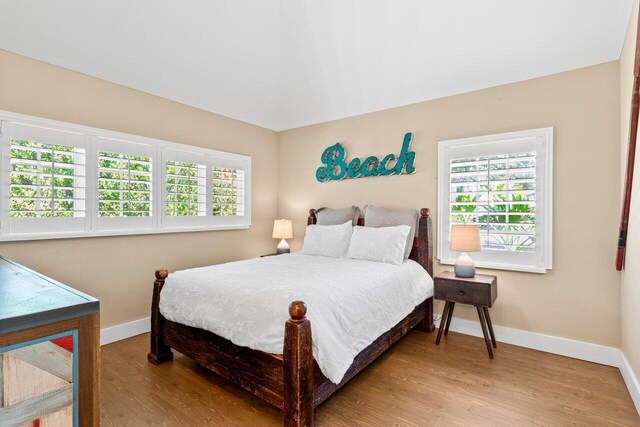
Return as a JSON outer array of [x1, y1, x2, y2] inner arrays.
[[148, 208, 435, 426]]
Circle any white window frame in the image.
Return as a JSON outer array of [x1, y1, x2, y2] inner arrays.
[[0, 110, 251, 241], [437, 127, 553, 274]]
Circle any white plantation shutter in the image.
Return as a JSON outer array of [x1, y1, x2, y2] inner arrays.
[[0, 112, 251, 240], [210, 162, 248, 227], [438, 128, 552, 273], [212, 167, 244, 216], [3, 122, 87, 234], [450, 152, 536, 252], [94, 136, 156, 231], [162, 148, 208, 228], [210, 154, 250, 227], [98, 152, 153, 217], [165, 161, 206, 216]]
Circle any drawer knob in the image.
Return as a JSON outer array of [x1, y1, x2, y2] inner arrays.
[[459, 290, 465, 295]]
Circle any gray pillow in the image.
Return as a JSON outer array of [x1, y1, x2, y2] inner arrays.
[[363, 205, 419, 259], [316, 206, 360, 226]]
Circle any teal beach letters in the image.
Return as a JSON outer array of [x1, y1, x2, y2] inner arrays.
[[315, 132, 415, 183]]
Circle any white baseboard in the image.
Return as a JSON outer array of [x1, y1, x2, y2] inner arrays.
[[100, 315, 640, 415], [100, 317, 150, 346], [620, 352, 640, 414], [434, 316, 621, 367]]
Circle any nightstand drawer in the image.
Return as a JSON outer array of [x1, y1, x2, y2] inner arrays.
[[434, 276, 497, 307]]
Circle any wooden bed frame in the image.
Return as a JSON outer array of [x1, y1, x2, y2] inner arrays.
[[148, 208, 435, 426]]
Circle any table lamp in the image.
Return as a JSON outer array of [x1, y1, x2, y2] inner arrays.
[[450, 224, 481, 277], [272, 219, 293, 254]]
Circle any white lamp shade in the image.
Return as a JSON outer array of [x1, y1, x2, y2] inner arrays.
[[272, 219, 293, 239], [450, 224, 481, 252]]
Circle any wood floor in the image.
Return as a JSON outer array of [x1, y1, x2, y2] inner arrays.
[[101, 330, 639, 426]]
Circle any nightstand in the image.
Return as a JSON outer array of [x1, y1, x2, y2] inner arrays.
[[434, 271, 498, 358]]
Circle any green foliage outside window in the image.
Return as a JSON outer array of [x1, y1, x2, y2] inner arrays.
[[10, 139, 79, 218], [212, 167, 243, 216], [450, 153, 536, 252], [98, 151, 151, 217], [165, 160, 205, 216]]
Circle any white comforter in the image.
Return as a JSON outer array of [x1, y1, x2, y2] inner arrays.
[[159, 253, 433, 384]]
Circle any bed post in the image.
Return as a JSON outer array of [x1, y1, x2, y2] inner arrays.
[[283, 300, 314, 427], [418, 208, 435, 333], [148, 269, 174, 365], [419, 208, 434, 277], [307, 209, 317, 225], [423, 298, 435, 333]]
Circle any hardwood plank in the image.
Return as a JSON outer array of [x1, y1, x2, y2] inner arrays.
[[101, 332, 640, 426], [7, 341, 72, 382], [2, 354, 68, 406], [2, 352, 73, 427], [0, 383, 72, 426]]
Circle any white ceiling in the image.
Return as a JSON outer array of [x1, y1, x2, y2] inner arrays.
[[0, 0, 633, 131]]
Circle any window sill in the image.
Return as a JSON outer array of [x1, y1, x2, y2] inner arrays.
[[438, 258, 548, 274], [0, 224, 251, 243]]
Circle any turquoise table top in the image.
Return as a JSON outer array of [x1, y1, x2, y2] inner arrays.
[[0, 257, 99, 334]]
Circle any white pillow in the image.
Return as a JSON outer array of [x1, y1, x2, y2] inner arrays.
[[347, 225, 411, 265], [301, 221, 353, 258]]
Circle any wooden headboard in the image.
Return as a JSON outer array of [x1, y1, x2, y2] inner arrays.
[[307, 208, 434, 277]]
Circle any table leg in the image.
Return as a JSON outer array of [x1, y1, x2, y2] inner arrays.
[[435, 302, 451, 345], [483, 307, 497, 348], [444, 302, 455, 336], [476, 306, 494, 359], [78, 312, 100, 425]]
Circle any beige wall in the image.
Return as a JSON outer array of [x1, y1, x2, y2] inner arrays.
[[620, 0, 640, 376], [0, 50, 279, 328], [279, 62, 622, 347]]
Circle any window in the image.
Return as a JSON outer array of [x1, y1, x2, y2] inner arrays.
[[165, 160, 206, 217], [212, 166, 244, 217], [438, 128, 552, 273], [98, 151, 152, 218], [93, 136, 157, 232], [3, 122, 87, 235], [0, 111, 251, 241], [10, 140, 85, 219]]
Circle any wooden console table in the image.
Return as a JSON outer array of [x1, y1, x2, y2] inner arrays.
[[0, 257, 100, 426]]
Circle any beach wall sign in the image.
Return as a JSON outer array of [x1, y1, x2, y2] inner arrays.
[[315, 132, 416, 183]]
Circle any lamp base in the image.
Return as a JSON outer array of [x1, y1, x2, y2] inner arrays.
[[276, 239, 290, 255], [454, 252, 476, 278]]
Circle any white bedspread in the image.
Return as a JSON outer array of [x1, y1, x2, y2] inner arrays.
[[159, 253, 433, 384]]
